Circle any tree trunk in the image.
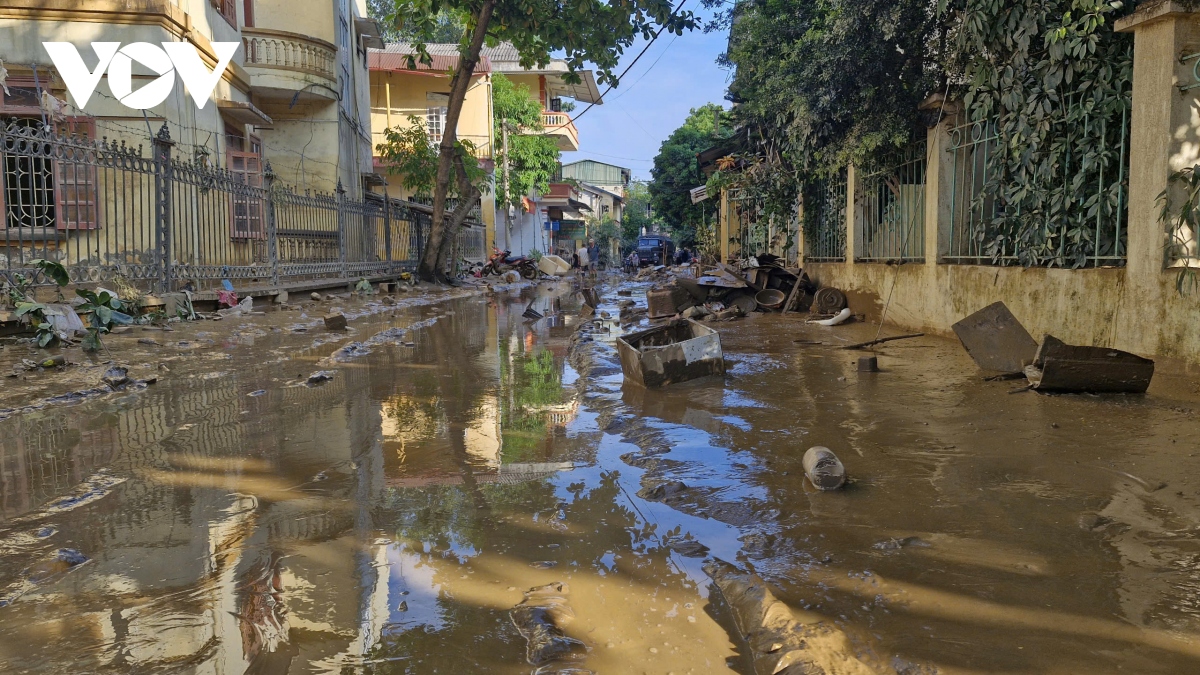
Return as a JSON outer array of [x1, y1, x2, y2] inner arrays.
[[435, 151, 483, 277], [416, 0, 496, 283]]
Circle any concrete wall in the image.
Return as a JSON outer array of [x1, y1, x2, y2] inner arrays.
[[783, 3, 1200, 366]]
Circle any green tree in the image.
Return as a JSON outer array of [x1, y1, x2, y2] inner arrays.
[[375, 115, 488, 199], [379, 0, 695, 283], [492, 74, 560, 211], [623, 181, 656, 245], [368, 1, 465, 42], [648, 103, 728, 247]]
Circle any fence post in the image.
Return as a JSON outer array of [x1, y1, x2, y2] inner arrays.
[[383, 189, 394, 273], [924, 121, 953, 264], [263, 161, 280, 286], [844, 163, 859, 266], [336, 180, 348, 279], [152, 122, 175, 293]]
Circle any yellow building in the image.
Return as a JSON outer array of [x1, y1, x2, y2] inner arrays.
[[0, 0, 378, 194], [0, 0, 381, 290], [367, 43, 496, 253]]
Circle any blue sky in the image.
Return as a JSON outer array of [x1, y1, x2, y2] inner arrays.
[[570, 12, 730, 181]]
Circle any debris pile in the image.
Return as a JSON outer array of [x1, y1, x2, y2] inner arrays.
[[953, 301, 1155, 394], [509, 582, 590, 668]]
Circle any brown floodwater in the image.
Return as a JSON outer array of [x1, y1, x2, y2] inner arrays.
[[1, 278, 1199, 674]]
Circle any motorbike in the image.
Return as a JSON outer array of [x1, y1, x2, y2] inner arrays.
[[483, 248, 539, 279]]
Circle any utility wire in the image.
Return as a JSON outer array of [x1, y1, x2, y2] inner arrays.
[[555, 0, 692, 127]]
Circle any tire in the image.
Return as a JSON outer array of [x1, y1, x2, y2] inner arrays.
[[520, 263, 538, 280]]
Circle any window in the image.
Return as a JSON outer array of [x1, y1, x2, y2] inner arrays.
[[215, 0, 237, 27], [243, 0, 254, 27], [1, 81, 99, 231], [338, 3, 352, 112], [426, 93, 449, 144], [226, 129, 263, 240]]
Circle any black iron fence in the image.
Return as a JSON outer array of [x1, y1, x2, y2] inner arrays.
[[0, 121, 482, 291]]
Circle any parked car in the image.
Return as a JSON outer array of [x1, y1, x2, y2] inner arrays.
[[636, 235, 675, 266]]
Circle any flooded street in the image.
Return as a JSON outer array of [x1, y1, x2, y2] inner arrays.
[[2, 280, 1200, 673]]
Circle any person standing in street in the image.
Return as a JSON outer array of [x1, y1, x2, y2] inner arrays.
[[586, 238, 599, 277]]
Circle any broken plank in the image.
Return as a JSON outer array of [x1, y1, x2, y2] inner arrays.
[[840, 332, 924, 350]]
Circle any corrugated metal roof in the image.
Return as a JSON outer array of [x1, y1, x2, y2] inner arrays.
[[370, 44, 491, 73]]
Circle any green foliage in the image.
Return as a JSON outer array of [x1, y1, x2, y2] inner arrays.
[[707, 0, 1134, 266], [718, 0, 946, 177], [375, 115, 488, 198], [380, 0, 695, 281], [6, 259, 70, 348], [493, 74, 560, 209], [75, 288, 122, 353], [385, 0, 694, 87], [648, 104, 729, 246], [368, 0, 465, 42], [622, 182, 656, 246], [1158, 164, 1200, 295], [957, 0, 1133, 267]]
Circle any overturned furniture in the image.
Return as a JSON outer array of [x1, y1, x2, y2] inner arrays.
[[1024, 335, 1155, 394], [617, 318, 725, 387], [952, 301, 1038, 373]]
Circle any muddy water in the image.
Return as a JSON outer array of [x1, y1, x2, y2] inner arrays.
[[0, 280, 1199, 673]]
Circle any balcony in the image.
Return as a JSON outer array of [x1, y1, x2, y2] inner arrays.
[[540, 112, 580, 152], [241, 28, 339, 101]]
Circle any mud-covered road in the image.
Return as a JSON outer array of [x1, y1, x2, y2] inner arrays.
[[1, 277, 1200, 674]]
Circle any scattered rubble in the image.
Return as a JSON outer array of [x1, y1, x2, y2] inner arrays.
[[510, 582, 589, 666], [306, 370, 336, 385], [704, 560, 877, 675]]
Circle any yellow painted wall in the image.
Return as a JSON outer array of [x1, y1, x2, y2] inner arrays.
[[369, 69, 496, 242]]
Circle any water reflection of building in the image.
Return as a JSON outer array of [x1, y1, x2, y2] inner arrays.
[[0, 294, 577, 672]]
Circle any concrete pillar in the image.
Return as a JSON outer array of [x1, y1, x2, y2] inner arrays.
[[924, 121, 954, 264], [719, 187, 732, 263], [796, 192, 806, 266], [844, 164, 859, 265], [1116, 1, 1200, 278]]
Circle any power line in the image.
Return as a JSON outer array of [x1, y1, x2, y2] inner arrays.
[[566, 0, 692, 125], [607, 32, 680, 103]]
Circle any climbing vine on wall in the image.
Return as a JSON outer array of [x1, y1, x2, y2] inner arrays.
[[958, 0, 1134, 267], [714, 0, 1138, 267]]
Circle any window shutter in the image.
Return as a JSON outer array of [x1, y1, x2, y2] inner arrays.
[[54, 116, 100, 231], [228, 151, 264, 240]]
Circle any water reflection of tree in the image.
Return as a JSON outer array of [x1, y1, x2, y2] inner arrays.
[[367, 472, 661, 672], [500, 343, 565, 464]]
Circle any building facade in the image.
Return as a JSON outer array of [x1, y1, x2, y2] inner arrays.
[[366, 42, 495, 257]]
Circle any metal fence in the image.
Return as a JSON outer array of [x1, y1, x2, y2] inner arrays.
[[946, 104, 1130, 267], [802, 169, 848, 262], [730, 188, 799, 262], [856, 142, 926, 262], [0, 121, 483, 292]]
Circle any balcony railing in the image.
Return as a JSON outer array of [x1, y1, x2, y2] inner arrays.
[[242, 28, 337, 80], [371, 132, 492, 161], [541, 112, 580, 151]]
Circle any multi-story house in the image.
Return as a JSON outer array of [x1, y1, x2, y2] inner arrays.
[[0, 0, 380, 291], [0, 0, 379, 198], [366, 42, 496, 254]]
